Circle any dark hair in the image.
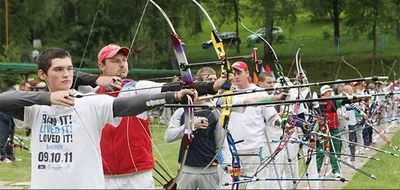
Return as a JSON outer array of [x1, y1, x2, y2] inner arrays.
[[258, 72, 273, 82], [36, 48, 72, 74]]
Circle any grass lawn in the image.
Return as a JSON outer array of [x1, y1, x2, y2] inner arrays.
[[178, 9, 400, 63], [3, 122, 400, 189], [157, 9, 400, 86], [150, 124, 181, 187], [344, 130, 400, 189], [0, 129, 31, 182], [0, 124, 181, 187]]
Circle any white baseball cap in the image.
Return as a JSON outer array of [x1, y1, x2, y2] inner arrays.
[[320, 85, 333, 95]]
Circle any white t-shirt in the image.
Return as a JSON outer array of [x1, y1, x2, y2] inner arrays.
[[344, 104, 357, 126], [228, 84, 278, 150], [290, 87, 319, 115], [25, 93, 119, 189]]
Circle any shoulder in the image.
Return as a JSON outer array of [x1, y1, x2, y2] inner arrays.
[[173, 108, 184, 115], [76, 93, 115, 104], [136, 80, 162, 88]]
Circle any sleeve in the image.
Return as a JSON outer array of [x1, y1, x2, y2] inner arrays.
[[216, 96, 246, 114], [263, 107, 280, 129], [164, 108, 185, 143], [113, 92, 176, 117], [77, 85, 95, 94], [72, 70, 99, 89], [212, 110, 224, 150], [383, 83, 394, 93], [13, 118, 28, 129], [161, 81, 217, 96], [312, 92, 320, 108], [0, 91, 51, 120], [336, 105, 344, 117], [136, 80, 164, 94], [24, 106, 35, 128], [91, 95, 120, 127]]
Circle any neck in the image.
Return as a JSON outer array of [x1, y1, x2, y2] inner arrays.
[[238, 83, 250, 89]]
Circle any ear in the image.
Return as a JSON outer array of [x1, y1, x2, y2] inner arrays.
[[98, 62, 106, 74], [38, 69, 47, 81]]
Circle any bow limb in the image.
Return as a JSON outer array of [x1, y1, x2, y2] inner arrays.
[[342, 56, 363, 78], [239, 20, 284, 79], [383, 60, 397, 80], [128, 0, 150, 53], [148, 1, 195, 189], [191, 1, 241, 189], [294, 45, 306, 84], [335, 62, 342, 80], [125, 1, 179, 187], [192, 0, 232, 86], [72, 0, 101, 90]]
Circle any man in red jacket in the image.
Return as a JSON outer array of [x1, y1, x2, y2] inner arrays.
[[96, 43, 224, 188], [97, 44, 155, 189]]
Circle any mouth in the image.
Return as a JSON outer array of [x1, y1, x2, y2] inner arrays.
[[61, 80, 71, 84]]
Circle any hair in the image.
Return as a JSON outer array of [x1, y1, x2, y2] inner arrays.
[[343, 85, 353, 94], [36, 48, 72, 74], [368, 83, 376, 90], [19, 80, 29, 87], [258, 72, 273, 82], [333, 82, 344, 94], [195, 67, 216, 81]]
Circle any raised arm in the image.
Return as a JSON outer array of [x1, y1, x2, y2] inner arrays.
[[73, 70, 99, 88], [113, 89, 196, 117], [0, 91, 51, 120], [73, 70, 122, 90], [161, 77, 228, 95], [164, 108, 185, 143]]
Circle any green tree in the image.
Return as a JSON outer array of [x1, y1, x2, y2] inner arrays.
[[247, 0, 297, 63], [205, 0, 242, 53], [344, 0, 397, 74], [302, 0, 344, 46], [395, 0, 400, 41]]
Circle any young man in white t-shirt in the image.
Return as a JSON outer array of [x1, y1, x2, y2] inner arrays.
[[219, 61, 285, 189], [0, 47, 198, 189]]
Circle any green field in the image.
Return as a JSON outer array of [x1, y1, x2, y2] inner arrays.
[[180, 12, 400, 61], [1, 122, 400, 189], [344, 130, 400, 189], [0, 129, 32, 183], [174, 11, 400, 83]]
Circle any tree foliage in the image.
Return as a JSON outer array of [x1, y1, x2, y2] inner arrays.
[[0, 0, 187, 69], [1, 0, 399, 75], [343, 0, 397, 74]]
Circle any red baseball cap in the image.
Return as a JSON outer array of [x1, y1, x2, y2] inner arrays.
[[232, 61, 249, 71], [98, 44, 130, 64]]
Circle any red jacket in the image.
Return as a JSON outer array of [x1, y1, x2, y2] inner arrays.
[[320, 100, 340, 130], [98, 80, 154, 175]]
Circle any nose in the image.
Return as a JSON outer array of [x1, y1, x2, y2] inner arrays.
[[62, 68, 71, 78]]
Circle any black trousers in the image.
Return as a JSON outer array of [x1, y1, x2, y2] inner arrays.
[[0, 112, 15, 160], [348, 125, 356, 161]]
